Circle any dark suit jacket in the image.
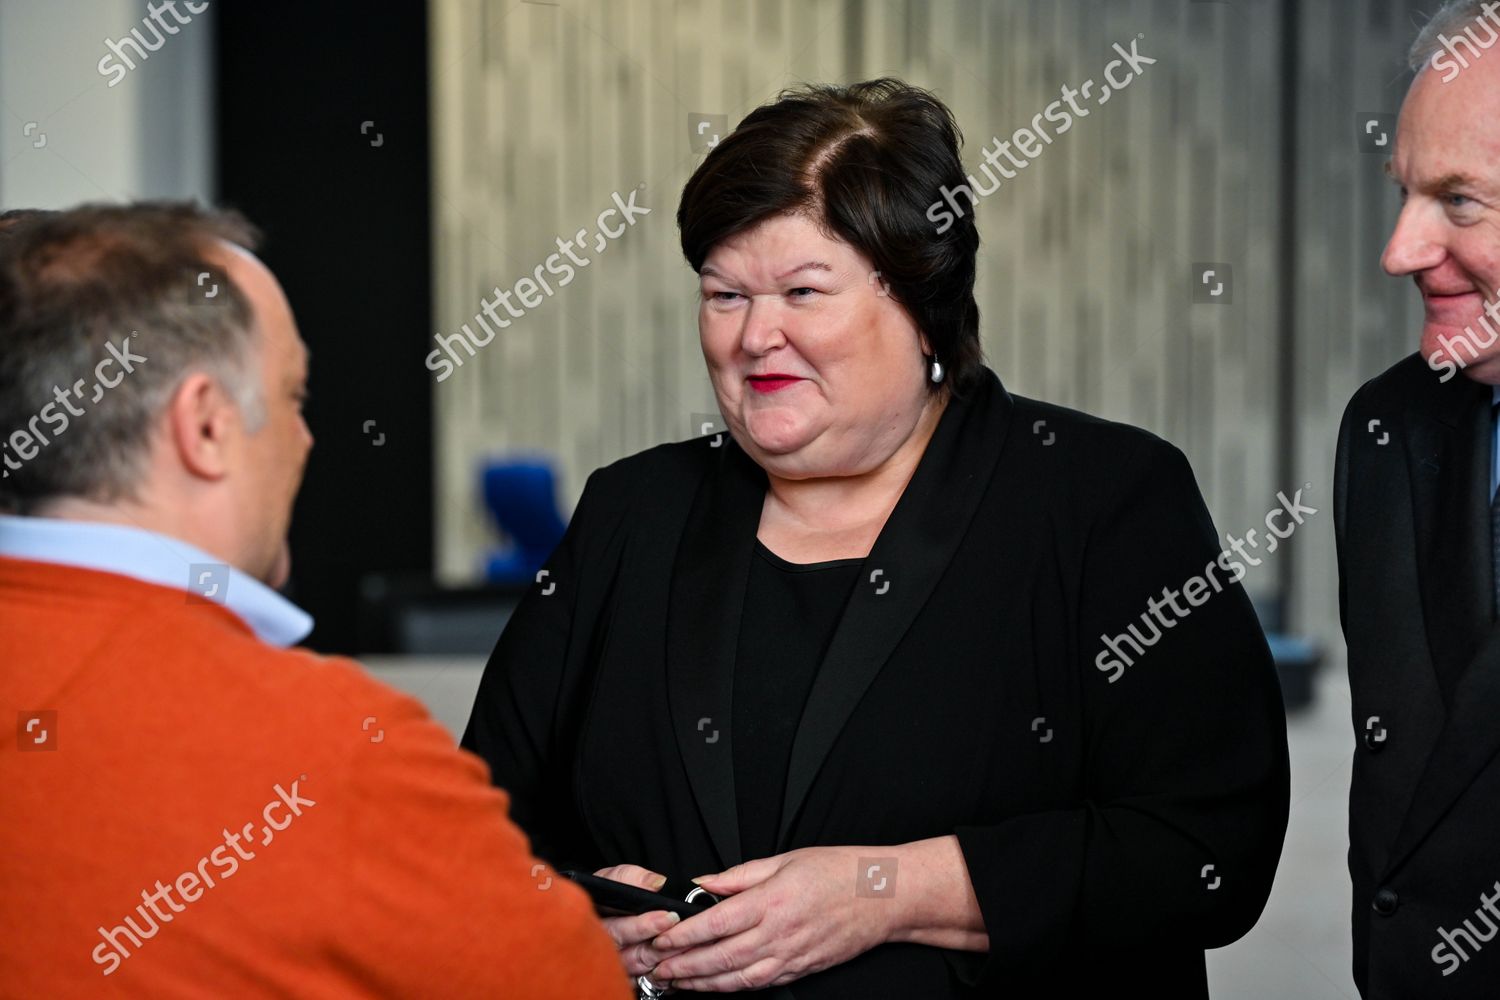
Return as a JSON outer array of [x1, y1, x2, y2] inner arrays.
[[1337, 353, 1500, 998], [464, 365, 1289, 998]]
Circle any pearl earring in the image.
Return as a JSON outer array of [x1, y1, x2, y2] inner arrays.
[[929, 354, 945, 384]]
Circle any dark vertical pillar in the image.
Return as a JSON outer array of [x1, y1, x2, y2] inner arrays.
[[216, 6, 434, 653], [1277, 0, 1300, 621]]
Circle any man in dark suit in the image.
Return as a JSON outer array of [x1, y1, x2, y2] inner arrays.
[[1336, 3, 1500, 996]]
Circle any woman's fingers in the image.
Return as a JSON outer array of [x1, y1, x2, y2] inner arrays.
[[604, 911, 685, 974], [652, 890, 761, 952], [689, 854, 782, 895], [672, 954, 787, 994], [589, 865, 695, 973], [593, 863, 667, 891], [591, 864, 674, 962], [602, 909, 680, 948]]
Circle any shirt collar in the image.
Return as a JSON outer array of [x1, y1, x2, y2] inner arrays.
[[0, 515, 313, 647], [1492, 386, 1500, 500]]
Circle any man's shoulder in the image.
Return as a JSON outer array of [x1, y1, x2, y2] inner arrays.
[[215, 633, 435, 739], [87, 594, 439, 748], [252, 644, 426, 716], [130, 618, 474, 799], [1344, 352, 1435, 413]]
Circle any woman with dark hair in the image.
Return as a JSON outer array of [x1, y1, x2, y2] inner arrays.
[[463, 78, 1288, 998]]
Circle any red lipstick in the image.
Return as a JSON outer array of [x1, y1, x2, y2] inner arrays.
[[747, 374, 804, 394]]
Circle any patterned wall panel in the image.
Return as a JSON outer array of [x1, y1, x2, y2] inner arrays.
[[1291, 0, 1428, 658], [431, 0, 1430, 658]]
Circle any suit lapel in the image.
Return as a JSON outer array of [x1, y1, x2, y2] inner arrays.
[[1407, 377, 1491, 702], [1384, 376, 1500, 874], [1383, 623, 1500, 876], [665, 431, 765, 870], [776, 369, 1013, 849]]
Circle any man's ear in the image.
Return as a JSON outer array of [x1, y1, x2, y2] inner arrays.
[[167, 373, 238, 481]]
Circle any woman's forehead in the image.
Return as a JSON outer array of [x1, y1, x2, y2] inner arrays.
[[703, 216, 861, 274]]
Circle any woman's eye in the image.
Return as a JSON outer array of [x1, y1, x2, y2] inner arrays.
[[788, 287, 817, 299], [708, 290, 741, 303]]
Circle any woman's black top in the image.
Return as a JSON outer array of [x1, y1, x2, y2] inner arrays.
[[733, 539, 863, 862]]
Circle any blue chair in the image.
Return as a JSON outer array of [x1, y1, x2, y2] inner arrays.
[[480, 457, 568, 586]]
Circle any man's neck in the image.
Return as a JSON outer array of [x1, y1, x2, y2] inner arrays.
[[30, 495, 241, 573]]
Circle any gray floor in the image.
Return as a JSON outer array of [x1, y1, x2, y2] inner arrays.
[[365, 656, 1358, 998], [1206, 665, 1357, 999]]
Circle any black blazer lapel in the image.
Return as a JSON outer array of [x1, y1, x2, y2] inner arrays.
[[665, 433, 766, 870], [776, 369, 1014, 849], [1384, 377, 1500, 875], [1383, 623, 1500, 877], [1407, 377, 1492, 702]]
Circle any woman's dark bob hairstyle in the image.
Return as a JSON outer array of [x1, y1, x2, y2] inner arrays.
[[677, 77, 986, 399]]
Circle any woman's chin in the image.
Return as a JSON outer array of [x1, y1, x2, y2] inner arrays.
[[744, 427, 813, 459]]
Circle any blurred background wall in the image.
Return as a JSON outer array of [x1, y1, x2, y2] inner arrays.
[[427, 0, 1424, 667], [0, 0, 436, 655], [0, 0, 213, 205], [1291, 0, 1430, 664]]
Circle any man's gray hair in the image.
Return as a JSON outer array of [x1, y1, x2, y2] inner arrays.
[[0, 201, 267, 513], [1409, 0, 1500, 72]]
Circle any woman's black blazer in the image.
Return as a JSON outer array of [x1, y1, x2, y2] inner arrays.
[[462, 365, 1290, 998]]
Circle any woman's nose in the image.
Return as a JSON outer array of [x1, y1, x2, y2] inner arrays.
[[739, 296, 787, 353]]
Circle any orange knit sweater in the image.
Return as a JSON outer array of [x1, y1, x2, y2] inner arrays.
[[0, 556, 631, 999]]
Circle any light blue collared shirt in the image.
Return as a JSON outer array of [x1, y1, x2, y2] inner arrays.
[[0, 515, 313, 647], [1493, 385, 1500, 501]]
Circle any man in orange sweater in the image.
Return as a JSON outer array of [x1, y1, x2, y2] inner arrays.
[[0, 204, 632, 998]]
